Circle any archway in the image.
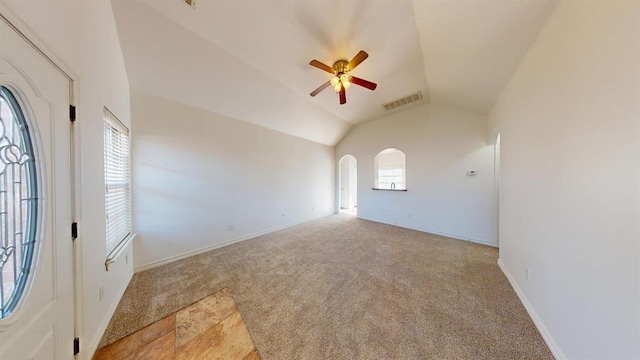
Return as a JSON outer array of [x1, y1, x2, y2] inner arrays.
[[338, 155, 357, 215], [374, 148, 406, 190]]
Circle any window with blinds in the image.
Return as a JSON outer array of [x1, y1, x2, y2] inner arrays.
[[103, 109, 131, 256], [374, 148, 407, 190], [377, 167, 405, 190]]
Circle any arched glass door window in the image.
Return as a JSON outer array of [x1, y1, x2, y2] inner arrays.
[[374, 148, 406, 190], [0, 86, 39, 319]]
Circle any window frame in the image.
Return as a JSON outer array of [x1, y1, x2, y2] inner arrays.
[[103, 107, 133, 265]]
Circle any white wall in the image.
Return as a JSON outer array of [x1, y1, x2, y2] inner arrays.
[[347, 155, 357, 209], [1, 1, 133, 359], [488, 0, 640, 358], [337, 103, 496, 245], [131, 90, 335, 270]]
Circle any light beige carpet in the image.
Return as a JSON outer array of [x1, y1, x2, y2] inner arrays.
[[99, 214, 553, 359]]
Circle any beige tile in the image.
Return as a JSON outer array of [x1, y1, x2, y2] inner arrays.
[[176, 311, 255, 360], [243, 349, 262, 360], [175, 288, 238, 347], [124, 331, 175, 360], [93, 314, 175, 360]]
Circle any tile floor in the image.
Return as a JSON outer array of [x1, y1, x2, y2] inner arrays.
[[93, 288, 260, 360]]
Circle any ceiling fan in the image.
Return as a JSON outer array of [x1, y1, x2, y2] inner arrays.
[[309, 50, 377, 105]]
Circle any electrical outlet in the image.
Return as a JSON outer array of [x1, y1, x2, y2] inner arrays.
[[525, 268, 530, 282], [125, 253, 129, 265], [227, 225, 234, 231], [99, 286, 105, 302], [311, 206, 315, 212], [408, 213, 413, 219], [281, 213, 286, 218]]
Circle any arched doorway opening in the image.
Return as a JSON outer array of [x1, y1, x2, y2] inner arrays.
[[339, 155, 357, 215]]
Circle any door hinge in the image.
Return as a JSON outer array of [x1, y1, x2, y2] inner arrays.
[[71, 222, 78, 240], [73, 337, 80, 355], [70, 105, 76, 122]]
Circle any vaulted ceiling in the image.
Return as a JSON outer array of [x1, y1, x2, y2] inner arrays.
[[111, 0, 558, 145]]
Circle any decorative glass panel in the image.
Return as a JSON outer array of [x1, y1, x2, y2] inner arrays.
[[0, 86, 38, 319]]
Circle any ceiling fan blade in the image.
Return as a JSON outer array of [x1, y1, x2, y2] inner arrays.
[[309, 60, 334, 74], [351, 76, 377, 91], [310, 81, 331, 97], [346, 50, 369, 71], [339, 87, 346, 105]]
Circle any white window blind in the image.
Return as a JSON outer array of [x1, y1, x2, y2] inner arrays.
[[374, 148, 407, 190], [103, 109, 131, 256], [377, 167, 405, 190]]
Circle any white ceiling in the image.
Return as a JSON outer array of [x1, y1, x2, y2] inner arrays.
[[111, 0, 558, 145], [414, 0, 558, 114]]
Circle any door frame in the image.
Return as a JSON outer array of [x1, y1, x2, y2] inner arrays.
[[489, 127, 501, 248], [0, 3, 82, 355], [338, 154, 357, 214]]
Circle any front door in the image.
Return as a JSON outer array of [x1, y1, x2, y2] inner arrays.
[[0, 15, 74, 359]]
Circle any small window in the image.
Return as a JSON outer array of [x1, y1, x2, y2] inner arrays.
[[0, 86, 39, 319], [103, 108, 131, 257], [374, 148, 406, 190]]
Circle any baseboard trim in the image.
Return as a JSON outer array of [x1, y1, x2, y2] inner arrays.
[[85, 268, 134, 360], [134, 212, 333, 272], [497, 259, 565, 360], [357, 216, 497, 247]]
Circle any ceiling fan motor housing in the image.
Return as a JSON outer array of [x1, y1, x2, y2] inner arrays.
[[332, 60, 349, 75]]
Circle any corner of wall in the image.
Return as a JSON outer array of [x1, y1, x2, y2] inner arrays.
[[84, 263, 134, 360], [497, 259, 566, 360]]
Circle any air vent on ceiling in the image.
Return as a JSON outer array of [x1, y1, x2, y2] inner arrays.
[[381, 91, 423, 111], [182, 0, 196, 9]]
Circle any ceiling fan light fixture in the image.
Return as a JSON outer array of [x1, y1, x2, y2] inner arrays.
[[308, 50, 376, 104]]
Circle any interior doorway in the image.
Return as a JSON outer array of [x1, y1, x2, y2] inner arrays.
[[339, 155, 357, 215], [494, 133, 501, 247]]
